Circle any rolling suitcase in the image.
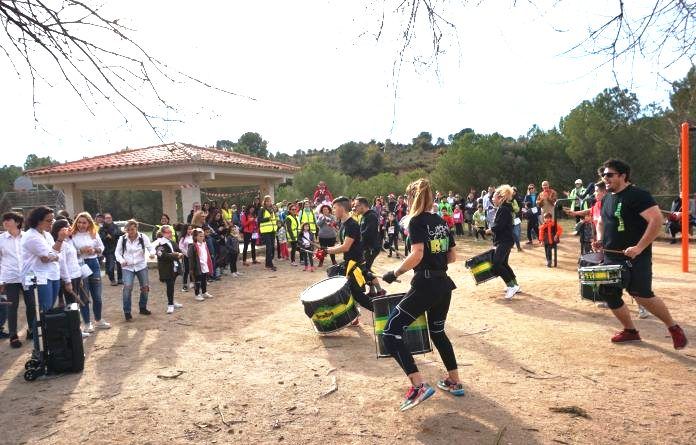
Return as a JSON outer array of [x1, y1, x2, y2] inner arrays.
[[24, 295, 85, 381]]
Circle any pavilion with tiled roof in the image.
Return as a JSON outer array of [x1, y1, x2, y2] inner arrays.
[[26, 142, 299, 218]]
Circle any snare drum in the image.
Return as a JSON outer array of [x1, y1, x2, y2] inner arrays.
[[299, 277, 359, 334], [465, 249, 497, 285], [326, 263, 346, 278], [372, 293, 431, 359], [578, 264, 623, 285]]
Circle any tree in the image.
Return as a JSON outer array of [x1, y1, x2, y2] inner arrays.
[[337, 141, 366, 177], [412, 131, 433, 151], [216, 140, 235, 150], [0, 1, 251, 136], [24, 154, 58, 171], [235, 132, 269, 158], [0, 165, 23, 194]]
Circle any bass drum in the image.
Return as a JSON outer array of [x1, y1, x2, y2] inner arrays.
[[372, 293, 432, 359], [299, 276, 359, 334], [465, 249, 497, 285]]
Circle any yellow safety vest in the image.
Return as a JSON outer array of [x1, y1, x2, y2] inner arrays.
[[286, 214, 299, 240], [259, 208, 277, 234], [299, 209, 317, 232]]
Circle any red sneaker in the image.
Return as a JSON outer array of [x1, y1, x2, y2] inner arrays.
[[611, 329, 641, 343], [668, 324, 688, 350]]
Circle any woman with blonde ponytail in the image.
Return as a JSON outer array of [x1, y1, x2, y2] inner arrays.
[[381, 178, 464, 411], [486, 184, 521, 299]]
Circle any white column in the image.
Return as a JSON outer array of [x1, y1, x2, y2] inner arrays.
[[260, 180, 274, 202], [180, 183, 201, 220], [57, 183, 84, 216], [161, 189, 178, 222]]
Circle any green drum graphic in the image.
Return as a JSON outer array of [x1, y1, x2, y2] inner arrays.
[[372, 293, 432, 358]]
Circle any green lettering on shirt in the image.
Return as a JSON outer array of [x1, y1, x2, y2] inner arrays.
[[615, 201, 625, 232]]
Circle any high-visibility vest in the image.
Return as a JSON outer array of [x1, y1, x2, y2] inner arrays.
[[299, 209, 317, 232], [259, 208, 277, 234], [286, 214, 299, 240]]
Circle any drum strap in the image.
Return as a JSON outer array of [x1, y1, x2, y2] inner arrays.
[[345, 260, 366, 287]]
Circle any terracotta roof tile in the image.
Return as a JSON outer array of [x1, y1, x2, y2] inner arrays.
[[26, 142, 299, 176]]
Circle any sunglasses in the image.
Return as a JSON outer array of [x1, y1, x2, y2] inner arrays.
[[601, 172, 616, 178]]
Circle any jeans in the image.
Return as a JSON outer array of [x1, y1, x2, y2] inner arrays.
[[82, 257, 103, 322], [1, 283, 35, 336], [33, 279, 61, 351], [0, 299, 6, 331], [104, 251, 123, 282], [262, 233, 275, 267], [512, 223, 522, 249], [527, 219, 539, 242], [122, 267, 149, 314]]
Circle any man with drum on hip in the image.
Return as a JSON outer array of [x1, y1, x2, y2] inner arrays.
[[593, 159, 687, 349], [325, 197, 373, 318], [353, 197, 386, 297]]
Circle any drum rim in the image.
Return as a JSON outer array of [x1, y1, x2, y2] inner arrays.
[[299, 276, 349, 302], [371, 292, 405, 303]]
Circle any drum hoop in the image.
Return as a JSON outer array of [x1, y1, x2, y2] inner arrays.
[[299, 276, 349, 303]]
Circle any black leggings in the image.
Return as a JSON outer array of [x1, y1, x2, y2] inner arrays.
[[228, 251, 238, 273], [300, 249, 314, 267], [527, 220, 539, 242], [455, 223, 464, 236], [163, 278, 176, 305], [182, 257, 190, 286], [243, 233, 256, 262], [318, 237, 337, 265], [474, 227, 486, 240], [383, 280, 457, 376], [194, 273, 208, 295], [493, 242, 516, 283]]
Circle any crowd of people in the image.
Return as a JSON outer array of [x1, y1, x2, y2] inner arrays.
[[0, 163, 689, 412]]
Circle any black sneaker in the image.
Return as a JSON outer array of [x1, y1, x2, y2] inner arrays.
[[0, 330, 9, 339], [117, 280, 123, 285], [139, 308, 151, 315], [110, 280, 118, 286], [124, 313, 133, 321]]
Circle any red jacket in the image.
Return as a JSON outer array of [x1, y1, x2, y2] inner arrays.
[[539, 220, 563, 245], [241, 214, 257, 234], [442, 214, 455, 228]]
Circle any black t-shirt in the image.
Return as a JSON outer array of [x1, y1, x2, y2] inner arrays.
[[601, 184, 657, 257], [359, 209, 380, 251], [339, 217, 363, 263], [409, 212, 456, 271]]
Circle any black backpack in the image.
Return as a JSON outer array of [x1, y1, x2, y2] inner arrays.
[[120, 234, 145, 256]]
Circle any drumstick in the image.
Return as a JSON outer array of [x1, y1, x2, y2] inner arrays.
[[602, 248, 627, 255]]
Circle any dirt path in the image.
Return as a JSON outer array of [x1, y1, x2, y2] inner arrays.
[[2, 235, 695, 445]]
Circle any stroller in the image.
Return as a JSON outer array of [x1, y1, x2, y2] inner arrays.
[[24, 277, 85, 381]]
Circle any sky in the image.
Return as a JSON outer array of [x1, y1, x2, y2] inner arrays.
[[0, 0, 692, 167]]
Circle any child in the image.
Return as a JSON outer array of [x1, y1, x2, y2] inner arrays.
[[472, 204, 487, 241], [539, 212, 563, 267], [277, 220, 289, 260], [452, 204, 464, 237], [400, 216, 411, 256], [386, 212, 401, 259], [187, 228, 214, 301], [442, 209, 455, 234], [299, 222, 315, 272], [522, 201, 539, 245], [575, 213, 594, 255], [226, 226, 241, 276]]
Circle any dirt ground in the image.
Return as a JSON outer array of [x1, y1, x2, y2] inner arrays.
[[2, 232, 696, 445]]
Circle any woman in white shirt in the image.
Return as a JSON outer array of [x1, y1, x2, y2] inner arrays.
[[0, 212, 35, 349], [53, 219, 91, 338], [115, 219, 155, 321], [71, 212, 110, 332], [21, 206, 67, 352]]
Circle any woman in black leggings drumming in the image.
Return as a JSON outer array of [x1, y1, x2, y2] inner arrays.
[[487, 185, 521, 300], [381, 178, 464, 412]]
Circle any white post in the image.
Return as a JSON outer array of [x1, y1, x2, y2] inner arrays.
[[180, 183, 201, 221], [161, 189, 178, 223], [57, 183, 84, 216], [260, 180, 275, 202]]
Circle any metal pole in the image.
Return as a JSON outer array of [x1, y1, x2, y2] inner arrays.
[[680, 122, 690, 273]]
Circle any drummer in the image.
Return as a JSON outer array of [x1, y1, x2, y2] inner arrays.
[[593, 159, 687, 349], [325, 196, 373, 316], [381, 178, 464, 412]]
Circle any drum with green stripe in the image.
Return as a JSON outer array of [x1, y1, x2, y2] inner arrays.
[[372, 293, 432, 358], [465, 249, 498, 285], [300, 277, 359, 334]]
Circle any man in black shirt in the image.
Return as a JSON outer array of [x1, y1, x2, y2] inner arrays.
[[326, 197, 373, 316], [593, 159, 687, 349], [354, 197, 385, 296]]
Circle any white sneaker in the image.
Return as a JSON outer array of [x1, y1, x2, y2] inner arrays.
[[166, 305, 175, 314], [203, 292, 213, 299], [596, 301, 609, 309], [95, 320, 111, 329], [233, 272, 241, 277], [181, 286, 188, 292], [638, 306, 650, 319], [195, 294, 205, 301], [173, 302, 183, 308], [505, 285, 520, 300], [84, 322, 95, 333], [81, 330, 90, 338]]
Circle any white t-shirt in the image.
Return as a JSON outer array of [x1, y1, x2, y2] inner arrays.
[[21, 228, 60, 281], [59, 239, 82, 282], [0, 231, 23, 284], [71, 231, 105, 260], [196, 241, 210, 274]]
